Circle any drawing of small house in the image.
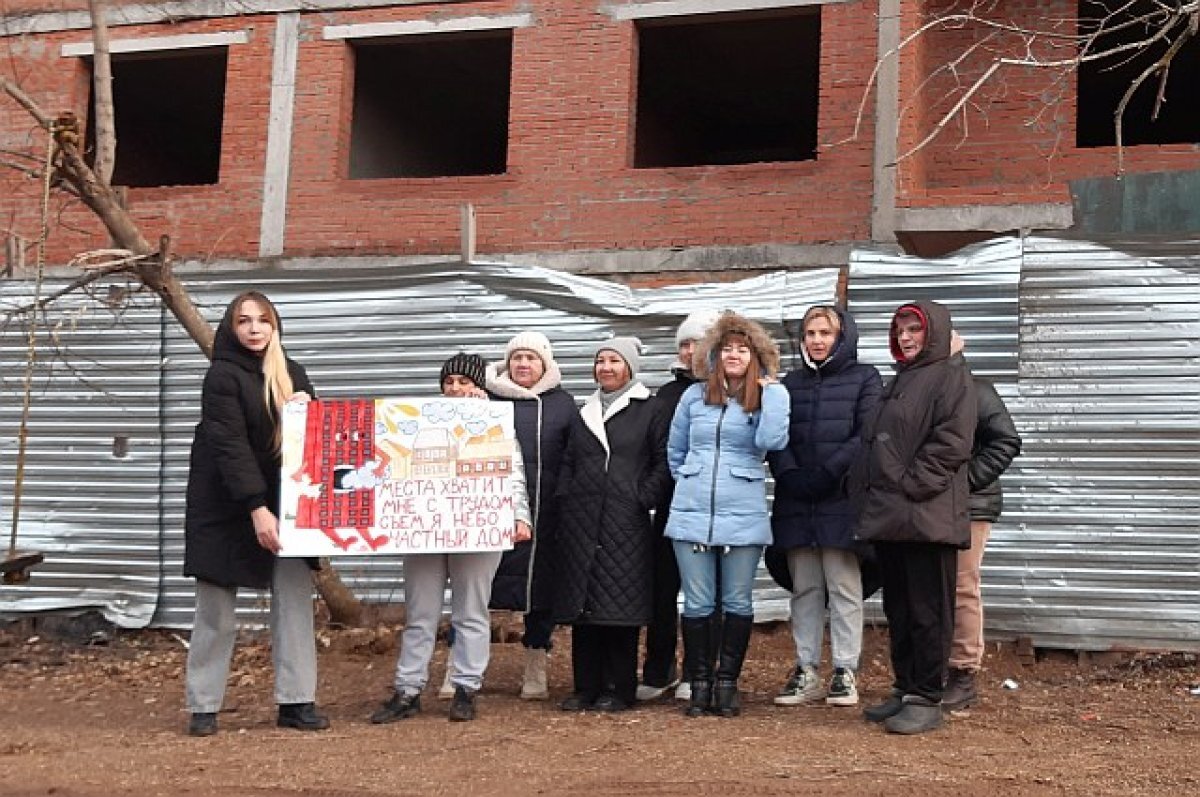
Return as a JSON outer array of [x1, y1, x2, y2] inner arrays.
[[412, 427, 457, 478], [457, 437, 513, 478]]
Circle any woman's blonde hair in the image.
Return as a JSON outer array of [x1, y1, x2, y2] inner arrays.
[[704, 331, 764, 413], [802, 305, 842, 337], [228, 291, 294, 448]]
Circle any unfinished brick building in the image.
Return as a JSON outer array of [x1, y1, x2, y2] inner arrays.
[[1, 0, 1197, 276]]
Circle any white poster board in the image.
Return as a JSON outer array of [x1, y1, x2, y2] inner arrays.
[[278, 398, 518, 556]]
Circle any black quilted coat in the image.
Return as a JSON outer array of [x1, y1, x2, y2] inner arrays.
[[183, 313, 314, 589], [553, 384, 672, 626]]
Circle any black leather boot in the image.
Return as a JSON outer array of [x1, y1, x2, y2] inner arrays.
[[713, 612, 754, 718], [680, 614, 714, 717]]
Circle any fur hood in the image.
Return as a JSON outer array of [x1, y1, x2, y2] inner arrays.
[[692, 312, 781, 379]]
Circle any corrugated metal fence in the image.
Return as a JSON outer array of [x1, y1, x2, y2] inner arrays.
[[849, 236, 1200, 651], [4, 242, 1198, 650], [2, 260, 836, 628]]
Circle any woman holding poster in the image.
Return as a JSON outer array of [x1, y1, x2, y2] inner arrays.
[[370, 354, 533, 723], [553, 338, 672, 712], [485, 331, 578, 700], [182, 291, 327, 737]]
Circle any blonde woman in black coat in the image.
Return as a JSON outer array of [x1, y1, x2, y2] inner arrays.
[[183, 291, 327, 737], [554, 338, 672, 712]]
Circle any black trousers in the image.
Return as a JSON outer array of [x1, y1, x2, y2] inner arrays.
[[572, 624, 640, 704], [877, 541, 957, 703], [641, 533, 681, 687]]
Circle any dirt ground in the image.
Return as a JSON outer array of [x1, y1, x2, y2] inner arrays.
[[1, 616, 1197, 797]]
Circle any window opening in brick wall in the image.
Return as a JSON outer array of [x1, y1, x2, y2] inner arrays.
[[1077, 0, 1200, 148], [86, 48, 227, 187], [633, 10, 820, 168], [349, 31, 512, 179]]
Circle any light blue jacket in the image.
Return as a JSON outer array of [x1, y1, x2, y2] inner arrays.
[[664, 382, 790, 547]]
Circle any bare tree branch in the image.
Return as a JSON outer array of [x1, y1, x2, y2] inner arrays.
[[0, 75, 51, 129], [846, 0, 1199, 168]]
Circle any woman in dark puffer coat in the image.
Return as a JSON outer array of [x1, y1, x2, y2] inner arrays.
[[183, 290, 327, 737], [553, 338, 672, 712], [768, 307, 881, 709]]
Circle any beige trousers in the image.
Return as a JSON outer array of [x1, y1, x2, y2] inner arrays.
[[949, 520, 992, 672]]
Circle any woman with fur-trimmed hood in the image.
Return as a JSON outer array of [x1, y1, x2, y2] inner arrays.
[[664, 312, 790, 718]]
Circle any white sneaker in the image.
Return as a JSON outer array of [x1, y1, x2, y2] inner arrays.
[[825, 667, 859, 706], [773, 665, 824, 706], [635, 677, 680, 702], [674, 681, 692, 701], [437, 663, 455, 700]]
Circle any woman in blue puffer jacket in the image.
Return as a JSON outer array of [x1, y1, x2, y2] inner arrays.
[[665, 312, 790, 718]]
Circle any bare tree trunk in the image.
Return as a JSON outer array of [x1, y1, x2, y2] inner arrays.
[[313, 559, 364, 627], [88, 0, 116, 185]]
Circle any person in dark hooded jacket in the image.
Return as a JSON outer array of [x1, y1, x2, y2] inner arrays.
[[943, 332, 1022, 711], [768, 306, 881, 709], [852, 300, 975, 735], [183, 290, 327, 737]]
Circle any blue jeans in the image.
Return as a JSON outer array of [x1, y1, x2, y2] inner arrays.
[[673, 541, 761, 618]]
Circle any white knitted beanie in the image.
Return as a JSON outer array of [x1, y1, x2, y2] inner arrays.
[[505, 330, 556, 369], [675, 309, 722, 348]]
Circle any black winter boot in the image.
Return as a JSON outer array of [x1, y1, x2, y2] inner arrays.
[[681, 614, 715, 717], [713, 612, 754, 718]]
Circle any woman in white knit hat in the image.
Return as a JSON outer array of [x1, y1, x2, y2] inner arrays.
[[553, 338, 672, 712], [485, 331, 579, 699]]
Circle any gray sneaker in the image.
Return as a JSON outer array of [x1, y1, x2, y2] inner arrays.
[[773, 665, 824, 706], [884, 695, 943, 734]]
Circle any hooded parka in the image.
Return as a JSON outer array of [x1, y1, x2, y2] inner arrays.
[[485, 360, 579, 612], [183, 307, 314, 589], [768, 310, 882, 550], [664, 313, 790, 548], [553, 383, 672, 626], [852, 301, 976, 548]]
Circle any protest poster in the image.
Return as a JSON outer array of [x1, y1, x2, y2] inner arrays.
[[278, 397, 518, 556]]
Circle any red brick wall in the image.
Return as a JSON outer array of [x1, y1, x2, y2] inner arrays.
[[2, 0, 1197, 266], [285, 0, 876, 257], [0, 0, 877, 263], [0, 15, 274, 262]]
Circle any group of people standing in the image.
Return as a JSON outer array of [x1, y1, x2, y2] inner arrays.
[[181, 290, 1019, 738]]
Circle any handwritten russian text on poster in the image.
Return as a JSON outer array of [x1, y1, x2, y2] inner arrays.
[[278, 398, 518, 556]]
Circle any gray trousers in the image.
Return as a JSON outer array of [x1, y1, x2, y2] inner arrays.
[[394, 551, 502, 695], [185, 557, 318, 713], [787, 546, 863, 672]]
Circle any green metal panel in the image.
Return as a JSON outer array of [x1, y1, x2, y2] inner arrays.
[[1071, 169, 1200, 234]]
